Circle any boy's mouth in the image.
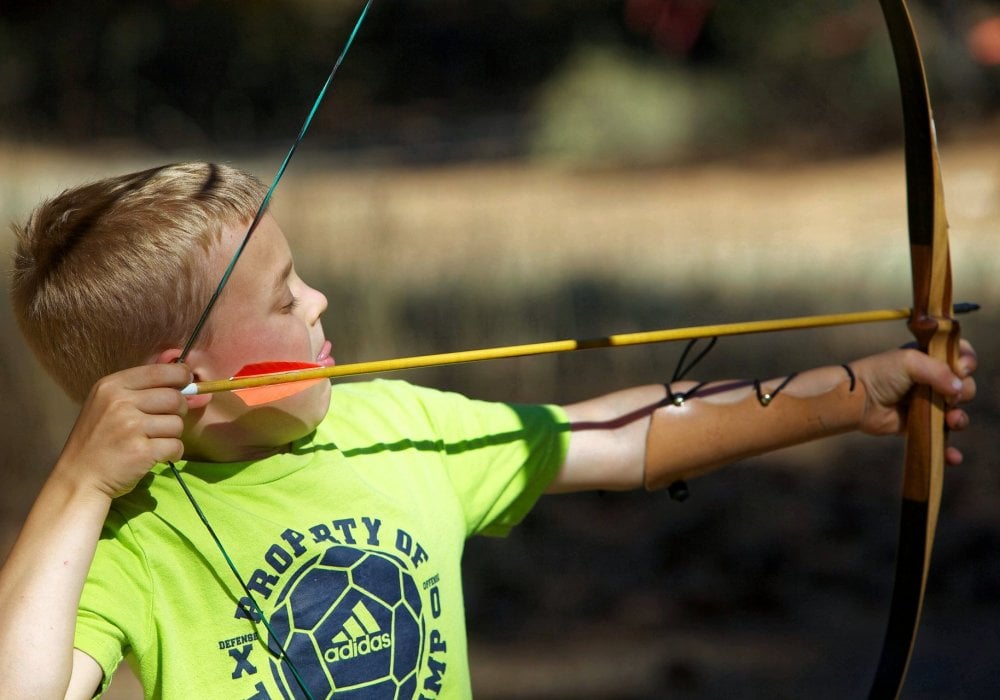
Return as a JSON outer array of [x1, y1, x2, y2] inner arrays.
[[316, 340, 335, 368]]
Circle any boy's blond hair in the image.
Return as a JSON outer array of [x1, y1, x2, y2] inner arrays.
[[10, 162, 267, 403]]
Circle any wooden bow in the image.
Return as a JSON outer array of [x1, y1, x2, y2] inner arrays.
[[868, 1, 959, 697]]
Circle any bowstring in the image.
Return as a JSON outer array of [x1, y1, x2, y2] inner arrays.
[[167, 2, 375, 696], [167, 461, 313, 695], [179, 0, 374, 361]]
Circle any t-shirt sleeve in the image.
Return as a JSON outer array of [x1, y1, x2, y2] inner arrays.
[[74, 512, 152, 695], [369, 381, 572, 537]]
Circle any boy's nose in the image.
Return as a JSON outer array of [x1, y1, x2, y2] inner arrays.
[[305, 287, 328, 322]]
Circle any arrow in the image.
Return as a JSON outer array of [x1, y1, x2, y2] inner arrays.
[[182, 303, 978, 405]]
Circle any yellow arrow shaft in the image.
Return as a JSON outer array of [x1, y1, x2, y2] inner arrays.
[[188, 307, 914, 396]]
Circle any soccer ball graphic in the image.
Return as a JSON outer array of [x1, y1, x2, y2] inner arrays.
[[268, 545, 425, 699]]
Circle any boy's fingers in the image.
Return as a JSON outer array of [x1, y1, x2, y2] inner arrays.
[[958, 375, 976, 405], [956, 339, 978, 378], [134, 387, 189, 418], [120, 362, 193, 391], [945, 407, 970, 432], [143, 415, 185, 441], [149, 437, 186, 464], [903, 351, 964, 401]]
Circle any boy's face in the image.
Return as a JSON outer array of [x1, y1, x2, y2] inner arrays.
[[182, 214, 333, 461]]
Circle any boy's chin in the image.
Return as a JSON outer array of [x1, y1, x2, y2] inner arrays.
[[262, 382, 332, 438], [300, 380, 332, 420], [188, 383, 332, 461]]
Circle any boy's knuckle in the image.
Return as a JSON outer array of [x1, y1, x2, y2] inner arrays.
[[90, 376, 115, 401], [167, 415, 185, 436], [164, 439, 185, 462]]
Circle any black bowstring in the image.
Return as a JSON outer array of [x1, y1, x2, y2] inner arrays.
[[166, 462, 312, 695], [164, 3, 375, 697], [662, 336, 717, 408]]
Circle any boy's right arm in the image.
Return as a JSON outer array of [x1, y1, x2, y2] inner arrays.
[[0, 363, 191, 699]]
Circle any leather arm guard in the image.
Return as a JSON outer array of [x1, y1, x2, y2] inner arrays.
[[643, 368, 865, 491]]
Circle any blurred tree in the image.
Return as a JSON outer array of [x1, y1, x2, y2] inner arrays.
[[0, 1, 994, 161]]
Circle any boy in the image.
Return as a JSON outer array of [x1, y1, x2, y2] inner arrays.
[[0, 162, 976, 699]]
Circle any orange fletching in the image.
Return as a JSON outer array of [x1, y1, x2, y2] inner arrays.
[[231, 361, 325, 406], [233, 361, 321, 377]]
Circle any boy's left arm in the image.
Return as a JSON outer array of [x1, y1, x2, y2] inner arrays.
[[548, 344, 976, 494]]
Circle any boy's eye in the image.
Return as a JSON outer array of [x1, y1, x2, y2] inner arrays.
[[282, 296, 300, 312]]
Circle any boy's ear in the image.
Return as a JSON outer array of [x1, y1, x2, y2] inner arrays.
[[154, 348, 213, 410]]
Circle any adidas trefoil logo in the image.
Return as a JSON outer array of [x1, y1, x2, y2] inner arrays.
[[324, 600, 393, 663]]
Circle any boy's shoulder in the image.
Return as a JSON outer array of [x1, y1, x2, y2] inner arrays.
[[323, 378, 558, 439], [325, 378, 500, 426], [328, 377, 455, 405], [321, 378, 484, 443]]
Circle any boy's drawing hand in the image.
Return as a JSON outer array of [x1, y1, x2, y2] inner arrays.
[[852, 340, 977, 465], [56, 363, 191, 499]]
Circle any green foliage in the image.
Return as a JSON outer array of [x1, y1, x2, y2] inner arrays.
[[530, 46, 747, 165]]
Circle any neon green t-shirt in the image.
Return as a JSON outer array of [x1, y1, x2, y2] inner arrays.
[[75, 379, 570, 699]]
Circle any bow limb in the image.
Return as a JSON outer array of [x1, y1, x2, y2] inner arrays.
[[869, 1, 958, 697]]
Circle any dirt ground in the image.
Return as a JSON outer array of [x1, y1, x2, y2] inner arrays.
[[1, 132, 997, 698]]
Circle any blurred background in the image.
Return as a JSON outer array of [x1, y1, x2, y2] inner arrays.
[[1, 1, 998, 697]]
